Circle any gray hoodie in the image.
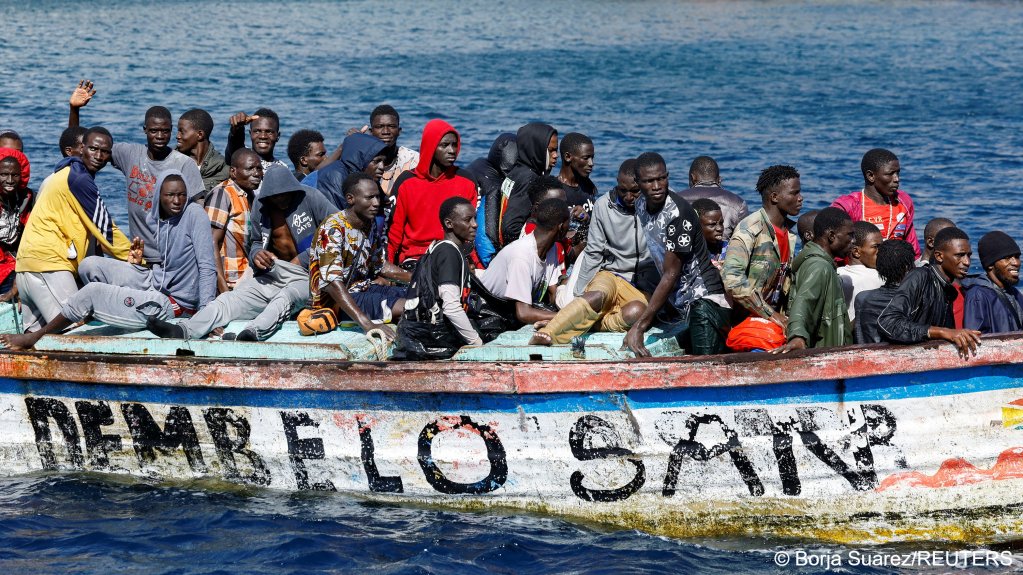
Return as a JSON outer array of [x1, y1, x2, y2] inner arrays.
[[147, 170, 218, 312], [573, 188, 657, 297], [249, 165, 336, 269]]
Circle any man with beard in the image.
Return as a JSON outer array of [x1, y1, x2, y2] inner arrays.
[[962, 231, 1023, 334], [878, 227, 982, 358]]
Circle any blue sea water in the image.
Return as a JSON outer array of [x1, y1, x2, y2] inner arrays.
[[1, 0, 1023, 572]]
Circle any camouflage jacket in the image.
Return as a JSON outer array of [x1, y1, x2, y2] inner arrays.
[[721, 208, 797, 319]]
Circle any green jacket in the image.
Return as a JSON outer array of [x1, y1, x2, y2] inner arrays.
[[722, 208, 797, 319], [785, 241, 851, 348]]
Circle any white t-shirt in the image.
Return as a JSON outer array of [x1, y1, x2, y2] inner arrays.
[[838, 264, 883, 321], [481, 233, 560, 304]]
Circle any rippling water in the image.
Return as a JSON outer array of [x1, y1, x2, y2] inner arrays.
[[2, 1, 1023, 572]]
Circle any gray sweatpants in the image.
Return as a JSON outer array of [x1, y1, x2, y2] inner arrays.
[[60, 257, 172, 329], [16, 271, 79, 332], [61, 283, 173, 329], [78, 256, 153, 290], [179, 260, 309, 341]]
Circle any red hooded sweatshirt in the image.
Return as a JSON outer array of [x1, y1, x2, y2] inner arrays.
[[387, 119, 478, 264]]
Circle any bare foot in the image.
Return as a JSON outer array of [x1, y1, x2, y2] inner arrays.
[[0, 332, 42, 350], [528, 331, 553, 346]]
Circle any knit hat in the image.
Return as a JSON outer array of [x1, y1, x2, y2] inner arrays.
[[979, 231, 1020, 270]]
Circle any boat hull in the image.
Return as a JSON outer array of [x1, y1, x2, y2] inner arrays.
[[4, 339, 1023, 543]]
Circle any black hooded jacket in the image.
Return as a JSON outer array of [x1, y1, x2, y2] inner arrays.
[[467, 133, 516, 253], [499, 123, 556, 247]]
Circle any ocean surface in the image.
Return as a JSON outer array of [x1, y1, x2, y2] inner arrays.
[[1, 0, 1023, 572]]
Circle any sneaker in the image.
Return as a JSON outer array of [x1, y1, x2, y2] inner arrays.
[[147, 317, 185, 339]]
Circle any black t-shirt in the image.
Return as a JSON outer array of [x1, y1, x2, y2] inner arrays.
[[560, 178, 597, 206], [428, 240, 469, 291]]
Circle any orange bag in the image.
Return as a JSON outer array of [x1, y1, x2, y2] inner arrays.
[[725, 316, 786, 352]]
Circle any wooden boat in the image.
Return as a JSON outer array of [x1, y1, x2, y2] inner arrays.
[[3, 301, 1023, 544]]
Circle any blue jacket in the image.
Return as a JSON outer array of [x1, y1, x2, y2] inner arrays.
[[147, 170, 217, 312], [306, 133, 387, 210], [962, 274, 1023, 334]]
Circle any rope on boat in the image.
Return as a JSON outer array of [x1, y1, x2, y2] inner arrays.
[[365, 328, 392, 360]]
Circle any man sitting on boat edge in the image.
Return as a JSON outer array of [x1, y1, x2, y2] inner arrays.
[[147, 165, 335, 342], [1, 170, 216, 350], [877, 227, 982, 359], [301, 172, 411, 341], [623, 152, 729, 357], [393, 196, 482, 359]]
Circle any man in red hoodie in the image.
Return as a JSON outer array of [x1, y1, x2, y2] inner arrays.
[[387, 119, 478, 269]]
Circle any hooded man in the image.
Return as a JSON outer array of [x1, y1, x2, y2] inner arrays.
[[387, 119, 479, 267], [0, 150, 33, 301], [499, 122, 558, 247], [15, 128, 132, 332], [962, 231, 1023, 334], [148, 165, 335, 342], [1, 171, 216, 350], [305, 132, 389, 211], [467, 133, 516, 266]]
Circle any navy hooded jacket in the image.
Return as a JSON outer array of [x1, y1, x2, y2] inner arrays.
[[306, 133, 388, 210], [962, 274, 1023, 334]]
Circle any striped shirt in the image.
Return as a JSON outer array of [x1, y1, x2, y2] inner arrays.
[[204, 180, 252, 290]]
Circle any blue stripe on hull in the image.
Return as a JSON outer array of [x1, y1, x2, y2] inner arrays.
[[1, 364, 1022, 413]]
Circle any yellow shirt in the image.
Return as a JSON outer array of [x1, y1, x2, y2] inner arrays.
[[15, 167, 130, 275]]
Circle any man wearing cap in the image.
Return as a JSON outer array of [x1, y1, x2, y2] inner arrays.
[[962, 231, 1023, 334]]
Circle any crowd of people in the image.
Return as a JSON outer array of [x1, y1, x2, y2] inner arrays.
[[0, 81, 1019, 361]]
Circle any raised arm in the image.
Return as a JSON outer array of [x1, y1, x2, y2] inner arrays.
[[68, 79, 96, 129]]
